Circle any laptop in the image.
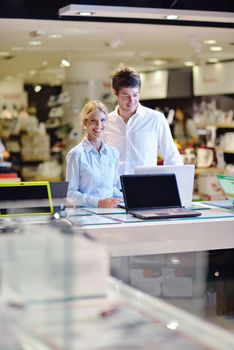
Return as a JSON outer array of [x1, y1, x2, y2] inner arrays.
[[0, 181, 54, 218], [216, 175, 234, 207], [135, 164, 195, 208], [120, 174, 201, 220]]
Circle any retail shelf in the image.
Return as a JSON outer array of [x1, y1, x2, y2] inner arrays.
[[216, 124, 234, 129], [195, 167, 226, 175]]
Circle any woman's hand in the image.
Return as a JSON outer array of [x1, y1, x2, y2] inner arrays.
[[98, 198, 122, 208]]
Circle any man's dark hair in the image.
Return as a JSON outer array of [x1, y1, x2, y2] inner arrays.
[[112, 66, 141, 93]]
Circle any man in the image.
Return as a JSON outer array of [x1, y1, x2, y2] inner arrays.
[[104, 66, 183, 175]]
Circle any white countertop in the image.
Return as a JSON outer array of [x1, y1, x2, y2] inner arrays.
[[69, 204, 234, 257]]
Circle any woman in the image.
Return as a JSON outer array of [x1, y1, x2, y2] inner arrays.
[[173, 107, 199, 148], [66, 100, 122, 208]]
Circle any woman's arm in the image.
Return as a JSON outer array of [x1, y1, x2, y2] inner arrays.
[[66, 151, 99, 207]]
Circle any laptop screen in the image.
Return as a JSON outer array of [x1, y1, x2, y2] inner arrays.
[[0, 181, 54, 217], [135, 164, 195, 208], [120, 174, 182, 210]]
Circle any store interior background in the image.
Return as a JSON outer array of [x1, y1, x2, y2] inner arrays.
[[0, 1, 234, 200]]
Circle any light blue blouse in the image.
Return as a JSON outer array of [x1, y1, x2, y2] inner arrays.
[[66, 137, 122, 207]]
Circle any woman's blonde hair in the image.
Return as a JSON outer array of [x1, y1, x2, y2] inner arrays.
[[80, 100, 108, 126]]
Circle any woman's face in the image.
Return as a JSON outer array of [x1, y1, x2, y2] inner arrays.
[[84, 110, 107, 140]]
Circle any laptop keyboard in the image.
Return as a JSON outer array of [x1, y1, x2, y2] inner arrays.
[[135, 208, 187, 214]]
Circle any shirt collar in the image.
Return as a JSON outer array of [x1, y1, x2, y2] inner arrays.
[[114, 102, 142, 119], [83, 137, 107, 154]]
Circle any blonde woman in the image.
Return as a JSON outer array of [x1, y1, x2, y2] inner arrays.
[[66, 100, 122, 208]]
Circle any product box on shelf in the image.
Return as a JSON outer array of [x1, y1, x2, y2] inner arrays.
[[21, 134, 50, 161]]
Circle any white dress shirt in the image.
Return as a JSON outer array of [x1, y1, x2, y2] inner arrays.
[[66, 137, 122, 207], [104, 103, 183, 175]]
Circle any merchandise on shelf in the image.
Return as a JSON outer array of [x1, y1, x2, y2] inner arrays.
[[21, 134, 50, 161]]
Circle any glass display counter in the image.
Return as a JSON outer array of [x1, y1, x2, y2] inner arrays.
[[111, 250, 234, 333], [1, 202, 234, 349], [65, 202, 234, 335], [1, 275, 234, 350], [71, 203, 234, 259]]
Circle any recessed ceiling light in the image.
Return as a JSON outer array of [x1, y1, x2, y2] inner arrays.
[[77, 11, 94, 16], [210, 46, 223, 51], [203, 39, 217, 45], [61, 59, 70, 67], [49, 34, 63, 38], [184, 61, 194, 66], [29, 40, 42, 46], [166, 321, 180, 330], [165, 15, 179, 20], [207, 58, 219, 63], [34, 85, 42, 93]]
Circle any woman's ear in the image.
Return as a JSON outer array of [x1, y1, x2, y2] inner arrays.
[[83, 120, 88, 129]]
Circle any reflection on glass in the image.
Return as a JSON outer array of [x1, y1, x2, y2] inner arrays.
[[111, 249, 234, 332]]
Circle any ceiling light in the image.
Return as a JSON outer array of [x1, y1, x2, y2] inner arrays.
[[61, 59, 70, 67], [207, 58, 219, 63], [49, 34, 63, 38], [153, 60, 167, 65], [77, 11, 94, 16], [29, 41, 42, 46], [42, 60, 48, 66], [203, 39, 217, 45], [165, 15, 179, 20], [210, 46, 223, 51], [34, 85, 42, 93], [170, 257, 180, 264], [184, 61, 195, 66], [166, 321, 180, 330]]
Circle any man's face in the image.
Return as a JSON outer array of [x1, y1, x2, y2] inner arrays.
[[114, 86, 140, 116]]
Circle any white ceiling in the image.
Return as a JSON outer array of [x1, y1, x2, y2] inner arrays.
[[0, 15, 234, 85]]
